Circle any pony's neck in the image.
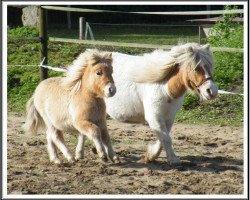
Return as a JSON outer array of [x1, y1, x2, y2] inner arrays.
[[166, 65, 187, 99]]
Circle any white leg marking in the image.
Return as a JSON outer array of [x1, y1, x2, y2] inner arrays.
[[75, 134, 86, 160], [101, 128, 119, 163], [147, 118, 180, 165], [87, 129, 108, 161], [146, 139, 162, 162], [46, 130, 61, 164], [50, 128, 75, 163]]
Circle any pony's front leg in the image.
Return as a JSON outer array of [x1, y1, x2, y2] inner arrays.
[[100, 126, 120, 163], [75, 134, 86, 160], [74, 120, 108, 162], [146, 118, 180, 165]]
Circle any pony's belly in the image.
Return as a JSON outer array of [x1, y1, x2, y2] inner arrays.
[[106, 99, 145, 123], [123, 114, 145, 123], [105, 83, 145, 123], [51, 119, 78, 133], [108, 112, 145, 123]]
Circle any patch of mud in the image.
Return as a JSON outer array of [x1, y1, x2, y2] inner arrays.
[[7, 112, 243, 195]]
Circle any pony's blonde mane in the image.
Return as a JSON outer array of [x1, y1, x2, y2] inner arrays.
[[63, 50, 112, 89], [128, 43, 214, 83]]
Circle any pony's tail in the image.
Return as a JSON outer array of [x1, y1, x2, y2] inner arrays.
[[22, 96, 45, 135]]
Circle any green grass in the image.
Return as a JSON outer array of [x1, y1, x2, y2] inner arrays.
[[176, 94, 243, 126], [48, 25, 199, 45], [7, 26, 244, 127], [69, 136, 93, 146]]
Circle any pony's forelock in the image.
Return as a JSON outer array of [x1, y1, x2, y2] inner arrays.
[[63, 50, 113, 89], [171, 43, 214, 72]]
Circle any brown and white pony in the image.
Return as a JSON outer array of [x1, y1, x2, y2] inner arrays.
[[103, 43, 218, 165], [23, 50, 118, 164]]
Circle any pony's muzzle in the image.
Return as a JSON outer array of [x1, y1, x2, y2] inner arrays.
[[104, 83, 116, 97], [199, 80, 218, 101]]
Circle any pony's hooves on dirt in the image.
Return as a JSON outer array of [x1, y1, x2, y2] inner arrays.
[[52, 158, 62, 165], [100, 156, 108, 163], [168, 158, 181, 166], [141, 155, 155, 164], [112, 156, 121, 164], [68, 157, 76, 163], [75, 155, 83, 161]]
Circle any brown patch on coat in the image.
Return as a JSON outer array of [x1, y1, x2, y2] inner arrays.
[[186, 65, 206, 90], [166, 64, 207, 98], [166, 66, 186, 99]]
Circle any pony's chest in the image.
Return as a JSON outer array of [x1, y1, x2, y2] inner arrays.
[[81, 99, 106, 122]]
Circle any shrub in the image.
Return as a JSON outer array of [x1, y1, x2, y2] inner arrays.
[[180, 5, 244, 115], [8, 26, 39, 38], [207, 5, 243, 48]]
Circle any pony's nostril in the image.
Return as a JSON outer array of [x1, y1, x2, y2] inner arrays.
[[109, 86, 116, 94], [207, 88, 212, 97]]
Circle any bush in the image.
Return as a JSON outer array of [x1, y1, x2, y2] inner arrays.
[[206, 5, 243, 89], [8, 26, 39, 38], [179, 5, 244, 122], [7, 66, 40, 111], [207, 5, 243, 48]]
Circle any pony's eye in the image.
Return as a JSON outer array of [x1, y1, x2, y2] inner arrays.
[[96, 71, 102, 76]]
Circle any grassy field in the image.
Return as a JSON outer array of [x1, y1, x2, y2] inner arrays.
[[48, 24, 200, 45], [7, 25, 244, 126]]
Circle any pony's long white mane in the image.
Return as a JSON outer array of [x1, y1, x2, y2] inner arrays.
[[128, 43, 214, 83], [63, 49, 112, 89]]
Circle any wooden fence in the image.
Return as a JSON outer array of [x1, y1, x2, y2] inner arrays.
[[38, 6, 244, 80]]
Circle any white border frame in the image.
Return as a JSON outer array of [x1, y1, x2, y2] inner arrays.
[[2, 1, 248, 199]]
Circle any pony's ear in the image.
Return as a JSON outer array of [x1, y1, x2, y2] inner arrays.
[[186, 46, 193, 53], [106, 52, 112, 59], [90, 52, 102, 65], [203, 44, 210, 50], [104, 52, 113, 65]]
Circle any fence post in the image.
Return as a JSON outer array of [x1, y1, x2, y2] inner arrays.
[[79, 17, 86, 40], [85, 22, 88, 40], [67, 5, 71, 30], [39, 6, 48, 81], [199, 25, 201, 44]]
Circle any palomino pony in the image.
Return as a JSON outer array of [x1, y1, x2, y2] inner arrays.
[[104, 43, 218, 165], [23, 50, 118, 164]]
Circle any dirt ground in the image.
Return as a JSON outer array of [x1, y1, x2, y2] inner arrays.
[[7, 112, 244, 195]]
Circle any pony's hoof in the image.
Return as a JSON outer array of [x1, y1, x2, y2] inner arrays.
[[75, 155, 83, 161], [142, 154, 155, 163], [112, 156, 121, 164], [168, 157, 181, 166], [100, 156, 108, 163], [52, 158, 62, 165], [68, 157, 76, 163]]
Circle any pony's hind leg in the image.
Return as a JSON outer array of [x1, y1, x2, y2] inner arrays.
[[46, 130, 61, 164], [145, 139, 163, 163], [75, 134, 86, 160], [49, 127, 75, 163]]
